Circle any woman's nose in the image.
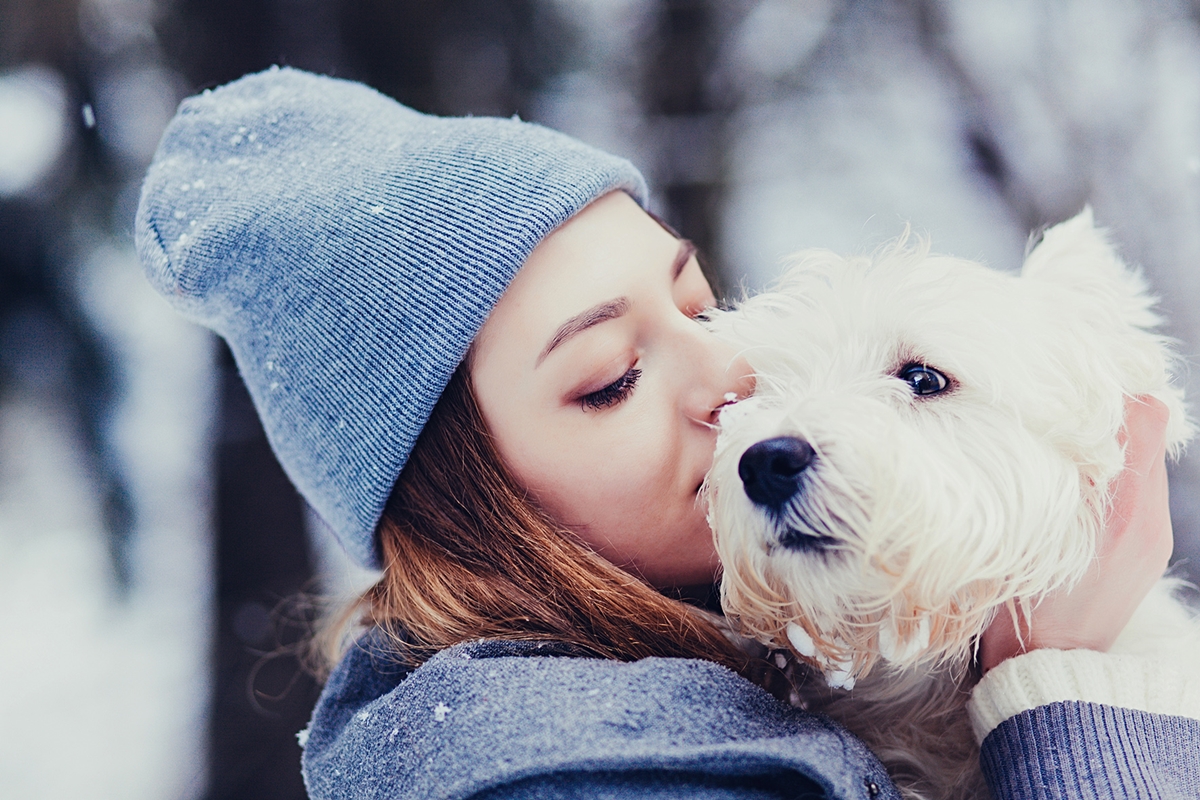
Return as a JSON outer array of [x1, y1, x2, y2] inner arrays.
[[680, 328, 755, 425], [708, 352, 755, 424]]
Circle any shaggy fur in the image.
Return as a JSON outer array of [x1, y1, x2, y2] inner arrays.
[[704, 210, 1200, 799]]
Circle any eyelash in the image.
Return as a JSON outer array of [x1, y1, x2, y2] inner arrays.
[[581, 367, 641, 411]]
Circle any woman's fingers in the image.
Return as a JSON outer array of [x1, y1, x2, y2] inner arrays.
[[1106, 396, 1172, 561], [979, 395, 1173, 672]]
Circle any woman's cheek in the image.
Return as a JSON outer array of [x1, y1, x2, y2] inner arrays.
[[570, 427, 664, 518]]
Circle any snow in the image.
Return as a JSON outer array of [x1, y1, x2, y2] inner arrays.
[[721, 1, 1029, 286], [0, 67, 68, 197], [0, 242, 214, 800], [786, 622, 817, 658]]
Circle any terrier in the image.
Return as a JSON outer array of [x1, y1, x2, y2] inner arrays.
[[705, 210, 1200, 799]]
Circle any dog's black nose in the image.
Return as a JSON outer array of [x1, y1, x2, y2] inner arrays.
[[738, 436, 814, 509]]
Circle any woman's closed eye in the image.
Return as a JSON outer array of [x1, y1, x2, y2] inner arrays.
[[580, 367, 641, 411]]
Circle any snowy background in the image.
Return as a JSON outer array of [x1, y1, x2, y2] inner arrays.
[[2, 1, 1198, 798]]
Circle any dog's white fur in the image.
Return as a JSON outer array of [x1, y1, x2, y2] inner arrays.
[[704, 210, 1200, 799]]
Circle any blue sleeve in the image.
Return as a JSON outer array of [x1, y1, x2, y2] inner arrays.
[[979, 702, 1200, 799]]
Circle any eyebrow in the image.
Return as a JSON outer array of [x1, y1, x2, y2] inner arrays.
[[537, 297, 629, 367], [535, 240, 697, 367]]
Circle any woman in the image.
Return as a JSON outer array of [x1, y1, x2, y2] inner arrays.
[[137, 68, 1196, 799]]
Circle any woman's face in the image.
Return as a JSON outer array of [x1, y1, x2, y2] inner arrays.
[[471, 191, 754, 588]]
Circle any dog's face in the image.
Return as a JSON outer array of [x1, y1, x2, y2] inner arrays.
[[704, 211, 1189, 687]]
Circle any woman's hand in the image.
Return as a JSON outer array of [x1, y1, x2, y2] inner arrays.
[[978, 395, 1174, 673]]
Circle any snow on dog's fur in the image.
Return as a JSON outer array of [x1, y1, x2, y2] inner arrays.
[[704, 210, 1200, 799]]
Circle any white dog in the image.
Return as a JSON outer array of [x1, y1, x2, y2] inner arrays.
[[704, 210, 1200, 799]]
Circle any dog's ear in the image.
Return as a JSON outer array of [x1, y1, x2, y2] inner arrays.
[[1022, 208, 1192, 455], [1020, 207, 1155, 322]]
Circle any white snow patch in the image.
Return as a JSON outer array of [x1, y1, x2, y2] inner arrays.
[[0, 241, 214, 800], [785, 622, 817, 658], [0, 66, 68, 197]]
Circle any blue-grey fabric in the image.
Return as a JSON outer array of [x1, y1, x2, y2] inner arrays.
[[300, 637, 899, 800], [980, 701, 1200, 799], [135, 67, 648, 568], [301, 637, 1200, 800]]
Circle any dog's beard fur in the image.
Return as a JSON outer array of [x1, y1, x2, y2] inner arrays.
[[704, 210, 1196, 799]]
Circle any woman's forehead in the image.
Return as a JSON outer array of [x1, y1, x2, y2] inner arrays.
[[476, 193, 679, 352]]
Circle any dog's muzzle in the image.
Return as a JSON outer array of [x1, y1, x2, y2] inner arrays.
[[738, 436, 836, 552]]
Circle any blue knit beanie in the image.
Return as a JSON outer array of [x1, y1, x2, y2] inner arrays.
[[136, 67, 648, 569]]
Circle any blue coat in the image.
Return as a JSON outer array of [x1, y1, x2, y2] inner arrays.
[[301, 636, 1200, 799]]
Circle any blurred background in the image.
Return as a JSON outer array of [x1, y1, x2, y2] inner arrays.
[[1, 0, 1199, 797]]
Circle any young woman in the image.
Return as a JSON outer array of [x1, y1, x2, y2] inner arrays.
[[137, 68, 1197, 799]]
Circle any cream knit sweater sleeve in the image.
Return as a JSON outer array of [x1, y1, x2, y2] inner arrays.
[[967, 648, 1200, 742]]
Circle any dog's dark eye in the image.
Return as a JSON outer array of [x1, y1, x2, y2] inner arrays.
[[898, 363, 949, 396]]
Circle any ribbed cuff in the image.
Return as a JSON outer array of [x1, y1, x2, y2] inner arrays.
[[979, 702, 1200, 799], [967, 648, 1200, 742]]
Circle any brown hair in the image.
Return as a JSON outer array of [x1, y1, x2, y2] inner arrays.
[[333, 361, 752, 673]]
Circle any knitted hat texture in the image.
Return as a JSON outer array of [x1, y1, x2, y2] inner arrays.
[[136, 67, 648, 568]]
